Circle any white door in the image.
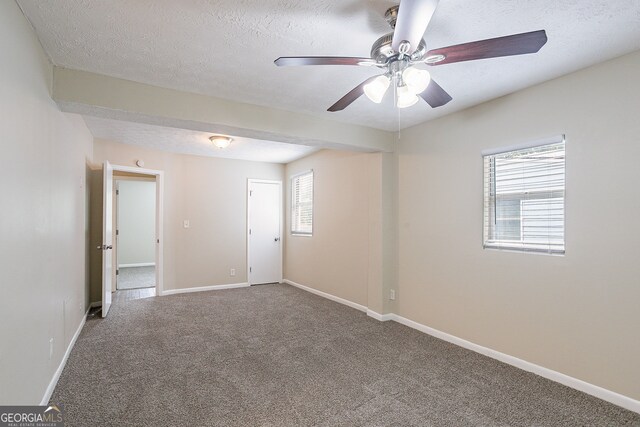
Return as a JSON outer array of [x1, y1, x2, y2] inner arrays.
[[101, 161, 114, 317], [248, 180, 282, 285]]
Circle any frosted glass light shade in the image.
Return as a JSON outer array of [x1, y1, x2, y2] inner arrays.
[[402, 66, 431, 94], [396, 84, 419, 108], [363, 75, 391, 103], [210, 136, 232, 149]]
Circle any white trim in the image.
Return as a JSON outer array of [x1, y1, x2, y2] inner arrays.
[[160, 282, 249, 296], [481, 134, 565, 156], [283, 279, 366, 312], [289, 169, 314, 180], [110, 164, 164, 176], [366, 310, 394, 321], [289, 170, 314, 236], [389, 314, 640, 414], [156, 169, 164, 297], [41, 307, 89, 405], [109, 164, 164, 298], [281, 278, 639, 413], [118, 262, 155, 268]]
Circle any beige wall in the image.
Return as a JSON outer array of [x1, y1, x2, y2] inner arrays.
[[397, 50, 640, 400], [91, 139, 284, 296], [284, 150, 388, 308], [0, 0, 93, 404], [116, 180, 156, 266]]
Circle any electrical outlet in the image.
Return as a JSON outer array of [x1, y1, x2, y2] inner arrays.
[[230, 268, 236, 277], [183, 220, 190, 229], [389, 289, 396, 301], [49, 338, 54, 360]]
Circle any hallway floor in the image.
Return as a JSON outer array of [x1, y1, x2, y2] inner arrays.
[[117, 266, 155, 290]]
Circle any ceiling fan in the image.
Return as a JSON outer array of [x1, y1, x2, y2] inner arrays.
[[274, 0, 547, 112]]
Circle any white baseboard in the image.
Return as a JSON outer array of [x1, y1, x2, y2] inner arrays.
[[282, 278, 639, 414], [41, 282, 640, 414], [119, 262, 155, 268], [366, 309, 394, 321], [41, 306, 89, 405], [160, 282, 249, 296], [283, 279, 367, 313], [390, 314, 640, 414]]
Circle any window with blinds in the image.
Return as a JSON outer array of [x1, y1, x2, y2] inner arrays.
[[483, 138, 565, 254], [291, 170, 313, 235]]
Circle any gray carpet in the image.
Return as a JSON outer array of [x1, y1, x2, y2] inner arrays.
[[117, 266, 155, 290], [51, 284, 640, 426]]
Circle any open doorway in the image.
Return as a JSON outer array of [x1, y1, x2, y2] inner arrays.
[[99, 161, 163, 317], [115, 177, 157, 296]]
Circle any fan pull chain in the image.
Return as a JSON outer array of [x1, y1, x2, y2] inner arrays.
[[396, 79, 402, 141]]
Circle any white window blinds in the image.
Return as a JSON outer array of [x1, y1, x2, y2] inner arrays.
[[483, 138, 565, 254], [291, 170, 313, 235]]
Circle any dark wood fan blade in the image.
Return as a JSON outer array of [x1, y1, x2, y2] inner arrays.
[[328, 76, 379, 112], [392, 0, 439, 55], [419, 79, 452, 108], [426, 30, 547, 66], [274, 56, 375, 67]]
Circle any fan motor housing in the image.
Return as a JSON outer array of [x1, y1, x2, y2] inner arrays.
[[370, 32, 427, 64]]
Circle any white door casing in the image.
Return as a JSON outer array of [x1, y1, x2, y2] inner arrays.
[[102, 163, 164, 315], [248, 180, 282, 285], [101, 160, 114, 317]]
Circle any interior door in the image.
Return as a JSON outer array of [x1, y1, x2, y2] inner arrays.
[[101, 161, 114, 317], [248, 181, 282, 285]]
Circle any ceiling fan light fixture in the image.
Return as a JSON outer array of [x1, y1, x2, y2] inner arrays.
[[363, 75, 391, 103], [396, 84, 419, 108], [209, 135, 233, 149], [402, 66, 431, 94]]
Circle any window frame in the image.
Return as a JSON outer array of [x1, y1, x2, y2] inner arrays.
[[290, 170, 314, 236], [482, 135, 566, 255]]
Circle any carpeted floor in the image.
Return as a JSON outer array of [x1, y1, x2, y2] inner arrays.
[[51, 284, 640, 426], [117, 266, 155, 290]]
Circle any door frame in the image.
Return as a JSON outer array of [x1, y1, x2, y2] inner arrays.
[[107, 164, 164, 296], [113, 176, 157, 291], [101, 161, 113, 317], [247, 179, 283, 285]]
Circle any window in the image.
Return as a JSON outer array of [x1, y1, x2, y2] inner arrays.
[[483, 137, 565, 254], [291, 170, 313, 235]]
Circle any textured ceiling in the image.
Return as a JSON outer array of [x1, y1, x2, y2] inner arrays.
[[83, 116, 319, 164], [18, 0, 640, 132]]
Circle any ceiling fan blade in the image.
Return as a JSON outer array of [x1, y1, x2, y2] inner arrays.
[[392, 0, 439, 55], [419, 79, 452, 108], [426, 30, 548, 66], [327, 76, 379, 112], [274, 56, 376, 67]]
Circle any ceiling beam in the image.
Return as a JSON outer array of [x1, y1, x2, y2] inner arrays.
[[52, 67, 395, 153]]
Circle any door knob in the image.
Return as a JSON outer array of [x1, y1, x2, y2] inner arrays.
[[97, 245, 102, 250], [106, 245, 113, 250]]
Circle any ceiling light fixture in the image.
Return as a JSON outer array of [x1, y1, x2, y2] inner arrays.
[[275, 2, 548, 113], [363, 65, 430, 107], [396, 83, 419, 108], [363, 75, 391, 103], [402, 67, 431, 95], [209, 135, 233, 149]]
